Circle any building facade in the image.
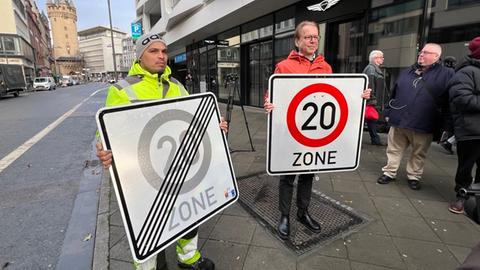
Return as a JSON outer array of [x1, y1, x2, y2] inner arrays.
[[121, 36, 135, 71], [0, 0, 36, 86], [138, 0, 480, 107], [47, 0, 83, 76], [78, 26, 126, 81]]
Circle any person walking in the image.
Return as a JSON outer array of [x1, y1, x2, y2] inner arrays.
[[363, 50, 386, 145], [264, 21, 371, 239], [447, 36, 480, 214], [377, 43, 454, 190], [96, 33, 224, 270]]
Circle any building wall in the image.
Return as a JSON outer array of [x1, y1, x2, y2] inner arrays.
[[122, 36, 135, 70], [0, 0, 17, 34], [47, 0, 79, 58], [78, 27, 126, 76]]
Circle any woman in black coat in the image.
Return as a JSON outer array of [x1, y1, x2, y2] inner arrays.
[[448, 36, 480, 214]]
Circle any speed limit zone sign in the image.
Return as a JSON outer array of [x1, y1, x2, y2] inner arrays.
[[96, 93, 238, 262], [267, 74, 368, 175]]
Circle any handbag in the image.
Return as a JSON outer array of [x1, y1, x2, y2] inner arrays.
[[365, 105, 379, 121]]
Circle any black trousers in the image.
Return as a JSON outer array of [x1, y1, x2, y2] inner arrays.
[[455, 139, 480, 197], [279, 173, 313, 216]]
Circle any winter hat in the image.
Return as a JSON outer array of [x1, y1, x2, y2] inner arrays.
[[468, 36, 480, 59], [135, 33, 166, 60]]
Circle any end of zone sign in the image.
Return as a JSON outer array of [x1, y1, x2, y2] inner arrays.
[[267, 74, 368, 175]]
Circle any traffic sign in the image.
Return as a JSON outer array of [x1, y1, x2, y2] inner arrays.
[[131, 22, 142, 40], [267, 74, 368, 175], [96, 93, 238, 262]]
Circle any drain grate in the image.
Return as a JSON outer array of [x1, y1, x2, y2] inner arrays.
[[237, 173, 370, 255]]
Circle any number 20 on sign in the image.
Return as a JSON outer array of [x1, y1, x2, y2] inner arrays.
[[267, 74, 367, 175]]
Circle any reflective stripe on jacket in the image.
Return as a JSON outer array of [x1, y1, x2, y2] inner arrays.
[[105, 61, 188, 107]]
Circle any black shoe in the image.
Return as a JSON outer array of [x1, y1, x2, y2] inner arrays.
[[277, 215, 290, 239], [407, 179, 421, 190], [178, 257, 215, 270], [372, 141, 386, 146], [296, 211, 321, 233], [377, 175, 395, 184]]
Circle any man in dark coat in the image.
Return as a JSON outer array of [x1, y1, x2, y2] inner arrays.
[[377, 43, 454, 190], [447, 36, 480, 214]]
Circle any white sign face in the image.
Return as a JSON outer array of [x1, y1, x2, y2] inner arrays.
[[96, 93, 238, 262], [267, 74, 367, 175]]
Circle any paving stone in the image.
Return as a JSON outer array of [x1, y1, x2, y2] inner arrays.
[[373, 197, 420, 218], [411, 199, 471, 222], [312, 177, 334, 193], [200, 239, 249, 270], [393, 237, 459, 270], [109, 208, 123, 227], [109, 225, 126, 248], [427, 219, 480, 247], [364, 182, 406, 198], [350, 261, 401, 270], [297, 254, 350, 270], [250, 224, 283, 249], [345, 233, 405, 269], [109, 236, 132, 262], [110, 258, 134, 270], [381, 215, 440, 242], [242, 246, 296, 270], [332, 179, 368, 194], [447, 244, 472, 264], [359, 219, 390, 235], [222, 202, 251, 217], [330, 171, 362, 181], [327, 192, 379, 218], [317, 238, 348, 259], [209, 215, 256, 244], [197, 215, 220, 239], [398, 184, 446, 202]]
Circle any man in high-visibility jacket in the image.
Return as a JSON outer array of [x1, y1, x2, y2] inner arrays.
[[96, 33, 223, 270]]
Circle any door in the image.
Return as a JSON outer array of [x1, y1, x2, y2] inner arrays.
[[325, 17, 366, 73], [247, 40, 273, 107]]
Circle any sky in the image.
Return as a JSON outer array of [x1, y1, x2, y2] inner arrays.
[[36, 0, 137, 35]]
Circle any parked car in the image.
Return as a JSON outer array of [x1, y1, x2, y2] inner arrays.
[[61, 76, 73, 87], [33, 77, 56, 91]]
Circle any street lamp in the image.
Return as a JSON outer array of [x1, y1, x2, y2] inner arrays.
[[107, 0, 118, 81]]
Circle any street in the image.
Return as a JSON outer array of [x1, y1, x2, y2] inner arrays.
[[0, 83, 107, 269]]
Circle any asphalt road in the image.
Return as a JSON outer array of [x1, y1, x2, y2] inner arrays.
[[0, 83, 108, 269]]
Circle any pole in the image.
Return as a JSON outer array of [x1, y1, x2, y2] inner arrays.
[[107, 0, 118, 80]]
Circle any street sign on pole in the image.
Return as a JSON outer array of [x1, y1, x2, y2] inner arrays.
[[96, 93, 238, 262], [131, 22, 142, 40], [267, 74, 368, 175]]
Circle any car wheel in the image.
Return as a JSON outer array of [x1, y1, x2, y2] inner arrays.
[[13, 91, 19, 97]]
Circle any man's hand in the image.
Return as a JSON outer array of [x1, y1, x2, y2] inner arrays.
[[96, 142, 112, 169], [219, 116, 228, 133], [362, 88, 372, 99], [264, 93, 274, 113]]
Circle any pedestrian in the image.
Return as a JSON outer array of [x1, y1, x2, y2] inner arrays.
[[439, 56, 458, 155], [363, 50, 386, 146], [377, 43, 454, 190], [96, 32, 226, 270], [447, 36, 480, 214], [264, 21, 371, 239]]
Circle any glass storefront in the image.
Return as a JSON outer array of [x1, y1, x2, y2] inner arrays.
[[179, 0, 480, 108]]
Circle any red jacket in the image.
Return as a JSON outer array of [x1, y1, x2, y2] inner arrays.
[[274, 50, 332, 74]]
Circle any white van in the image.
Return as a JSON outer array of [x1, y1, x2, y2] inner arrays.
[[33, 77, 56, 91]]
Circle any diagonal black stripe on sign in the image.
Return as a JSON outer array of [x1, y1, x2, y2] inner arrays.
[[151, 102, 215, 251], [137, 96, 211, 251], [143, 99, 215, 254], [136, 96, 215, 255]]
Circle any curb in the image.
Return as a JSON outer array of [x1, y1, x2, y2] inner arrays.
[[92, 169, 110, 270]]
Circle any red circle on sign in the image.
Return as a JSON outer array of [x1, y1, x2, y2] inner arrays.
[[286, 83, 348, 147]]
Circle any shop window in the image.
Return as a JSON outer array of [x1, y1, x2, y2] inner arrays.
[[217, 27, 241, 101], [448, 0, 479, 8], [1, 36, 21, 55], [367, 0, 424, 87]]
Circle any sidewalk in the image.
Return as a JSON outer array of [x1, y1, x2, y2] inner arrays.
[[93, 104, 480, 270]]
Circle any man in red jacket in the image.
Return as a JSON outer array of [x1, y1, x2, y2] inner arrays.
[[265, 21, 370, 239]]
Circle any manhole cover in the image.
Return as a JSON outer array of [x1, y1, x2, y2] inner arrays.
[[237, 173, 370, 255]]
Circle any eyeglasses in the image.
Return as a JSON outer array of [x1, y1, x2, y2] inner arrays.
[[418, 50, 437, 56], [375, 56, 384, 59], [303, 35, 320, 41]]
